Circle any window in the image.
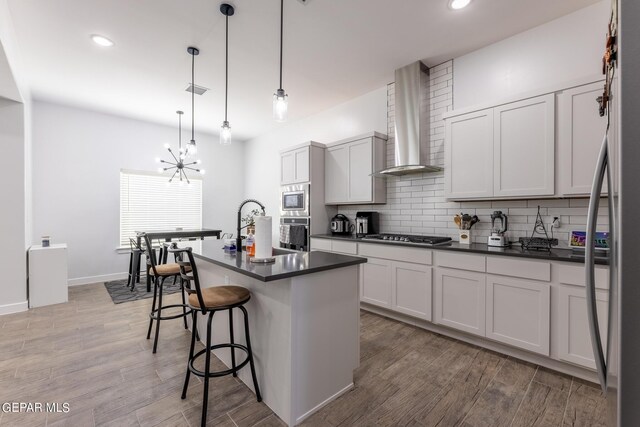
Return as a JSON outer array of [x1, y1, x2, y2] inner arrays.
[[119, 170, 202, 247]]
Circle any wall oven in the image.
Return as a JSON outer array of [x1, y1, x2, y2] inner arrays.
[[280, 184, 310, 217]]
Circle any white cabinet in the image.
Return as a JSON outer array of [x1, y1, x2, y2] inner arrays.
[[445, 109, 494, 199], [325, 133, 386, 205], [325, 144, 349, 203], [434, 268, 486, 336], [557, 285, 609, 369], [348, 139, 374, 202], [391, 262, 432, 321], [557, 81, 614, 196], [280, 146, 309, 185], [486, 275, 551, 355], [445, 94, 555, 200], [28, 244, 68, 308], [493, 94, 555, 197], [360, 258, 392, 308]]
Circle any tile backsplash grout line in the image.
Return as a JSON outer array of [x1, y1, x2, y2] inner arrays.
[[338, 60, 608, 246]]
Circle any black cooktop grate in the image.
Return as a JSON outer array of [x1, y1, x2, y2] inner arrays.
[[363, 234, 452, 245]]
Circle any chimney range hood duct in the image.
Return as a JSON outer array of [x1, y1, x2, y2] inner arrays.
[[375, 61, 442, 177]]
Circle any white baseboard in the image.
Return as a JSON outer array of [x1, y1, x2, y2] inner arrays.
[[0, 300, 29, 316], [68, 272, 128, 287]]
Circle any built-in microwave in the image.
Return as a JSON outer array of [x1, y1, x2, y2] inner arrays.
[[280, 184, 310, 217]]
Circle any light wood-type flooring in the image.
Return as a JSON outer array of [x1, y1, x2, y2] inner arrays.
[[0, 283, 607, 426]]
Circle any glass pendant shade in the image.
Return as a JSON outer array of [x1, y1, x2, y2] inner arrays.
[[273, 89, 288, 122], [220, 121, 232, 146], [187, 140, 197, 155]]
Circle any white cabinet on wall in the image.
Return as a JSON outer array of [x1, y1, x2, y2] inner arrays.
[[486, 275, 551, 355], [444, 94, 555, 200], [557, 80, 614, 196], [434, 268, 486, 336], [325, 132, 387, 205], [280, 146, 310, 185], [493, 94, 555, 197], [444, 109, 494, 199]]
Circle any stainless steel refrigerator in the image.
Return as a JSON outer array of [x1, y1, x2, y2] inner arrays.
[[585, 0, 640, 425]]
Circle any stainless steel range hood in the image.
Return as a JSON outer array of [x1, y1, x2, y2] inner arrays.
[[376, 61, 442, 177]]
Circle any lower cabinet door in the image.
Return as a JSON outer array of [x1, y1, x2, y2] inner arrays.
[[360, 258, 392, 308], [391, 262, 432, 321], [486, 275, 551, 355], [434, 268, 486, 336], [558, 285, 609, 369]]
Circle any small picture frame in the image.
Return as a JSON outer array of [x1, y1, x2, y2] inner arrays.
[[569, 230, 610, 250], [459, 230, 471, 245]]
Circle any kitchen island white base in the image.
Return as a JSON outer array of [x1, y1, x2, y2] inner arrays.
[[193, 260, 360, 426]]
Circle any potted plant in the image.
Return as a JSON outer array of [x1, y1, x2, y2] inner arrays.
[[242, 208, 261, 235]]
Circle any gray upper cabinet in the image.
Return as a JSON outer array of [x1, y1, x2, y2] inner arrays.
[[280, 146, 310, 185], [557, 80, 615, 196], [445, 109, 494, 199], [445, 94, 555, 200], [493, 94, 555, 198], [324, 132, 387, 205]]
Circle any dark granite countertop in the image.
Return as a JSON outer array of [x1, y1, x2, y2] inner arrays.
[[311, 234, 609, 265], [190, 240, 367, 282]]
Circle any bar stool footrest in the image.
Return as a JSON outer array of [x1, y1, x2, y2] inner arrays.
[[188, 343, 251, 378], [149, 304, 192, 321]]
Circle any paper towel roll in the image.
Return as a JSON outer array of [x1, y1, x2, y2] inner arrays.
[[254, 216, 273, 259]]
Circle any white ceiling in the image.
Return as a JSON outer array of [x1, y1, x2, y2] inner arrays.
[[7, 0, 599, 141]]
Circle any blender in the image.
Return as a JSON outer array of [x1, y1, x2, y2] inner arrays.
[[488, 211, 509, 247]]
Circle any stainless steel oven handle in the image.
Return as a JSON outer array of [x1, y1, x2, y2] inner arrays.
[[586, 132, 608, 392]]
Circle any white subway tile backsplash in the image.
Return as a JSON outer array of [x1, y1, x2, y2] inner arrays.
[[338, 59, 595, 246]]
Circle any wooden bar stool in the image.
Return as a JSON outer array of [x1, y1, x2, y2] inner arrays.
[[171, 247, 261, 427], [142, 234, 191, 354]]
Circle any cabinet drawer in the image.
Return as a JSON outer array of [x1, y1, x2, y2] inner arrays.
[[486, 257, 550, 282], [556, 263, 609, 290], [310, 238, 332, 251], [436, 252, 485, 272], [332, 240, 358, 255], [358, 243, 432, 265]]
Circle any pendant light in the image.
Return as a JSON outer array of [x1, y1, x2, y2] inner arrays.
[[273, 0, 288, 122], [156, 110, 204, 184], [220, 3, 234, 145], [186, 47, 199, 155]]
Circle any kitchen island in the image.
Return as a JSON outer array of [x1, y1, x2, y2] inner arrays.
[[186, 240, 366, 426]]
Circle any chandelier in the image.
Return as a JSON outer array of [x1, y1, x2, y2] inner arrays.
[[156, 110, 204, 184]]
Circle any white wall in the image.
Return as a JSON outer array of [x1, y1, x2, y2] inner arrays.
[[453, 1, 608, 109], [0, 0, 29, 314], [0, 97, 27, 313], [243, 86, 387, 236], [31, 101, 244, 284]]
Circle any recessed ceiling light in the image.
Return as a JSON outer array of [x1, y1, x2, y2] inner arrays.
[[90, 34, 114, 47], [449, 0, 471, 10]]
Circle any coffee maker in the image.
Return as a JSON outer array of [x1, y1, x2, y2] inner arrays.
[[488, 211, 509, 247], [355, 212, 379, 238]]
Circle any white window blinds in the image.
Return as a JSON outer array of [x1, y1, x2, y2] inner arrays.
[[119, 170, 203, 247]]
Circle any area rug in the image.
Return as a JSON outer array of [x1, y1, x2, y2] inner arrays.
[[104, 276, 182, 304]]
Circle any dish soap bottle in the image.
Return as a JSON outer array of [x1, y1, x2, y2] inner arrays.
[[246, 233, 255, 256]]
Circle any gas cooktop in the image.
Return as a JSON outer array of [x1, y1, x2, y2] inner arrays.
[[362, 234, 452, 245]]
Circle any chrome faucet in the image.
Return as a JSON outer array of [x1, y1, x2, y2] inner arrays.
[[236, 199, 266, 253]]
